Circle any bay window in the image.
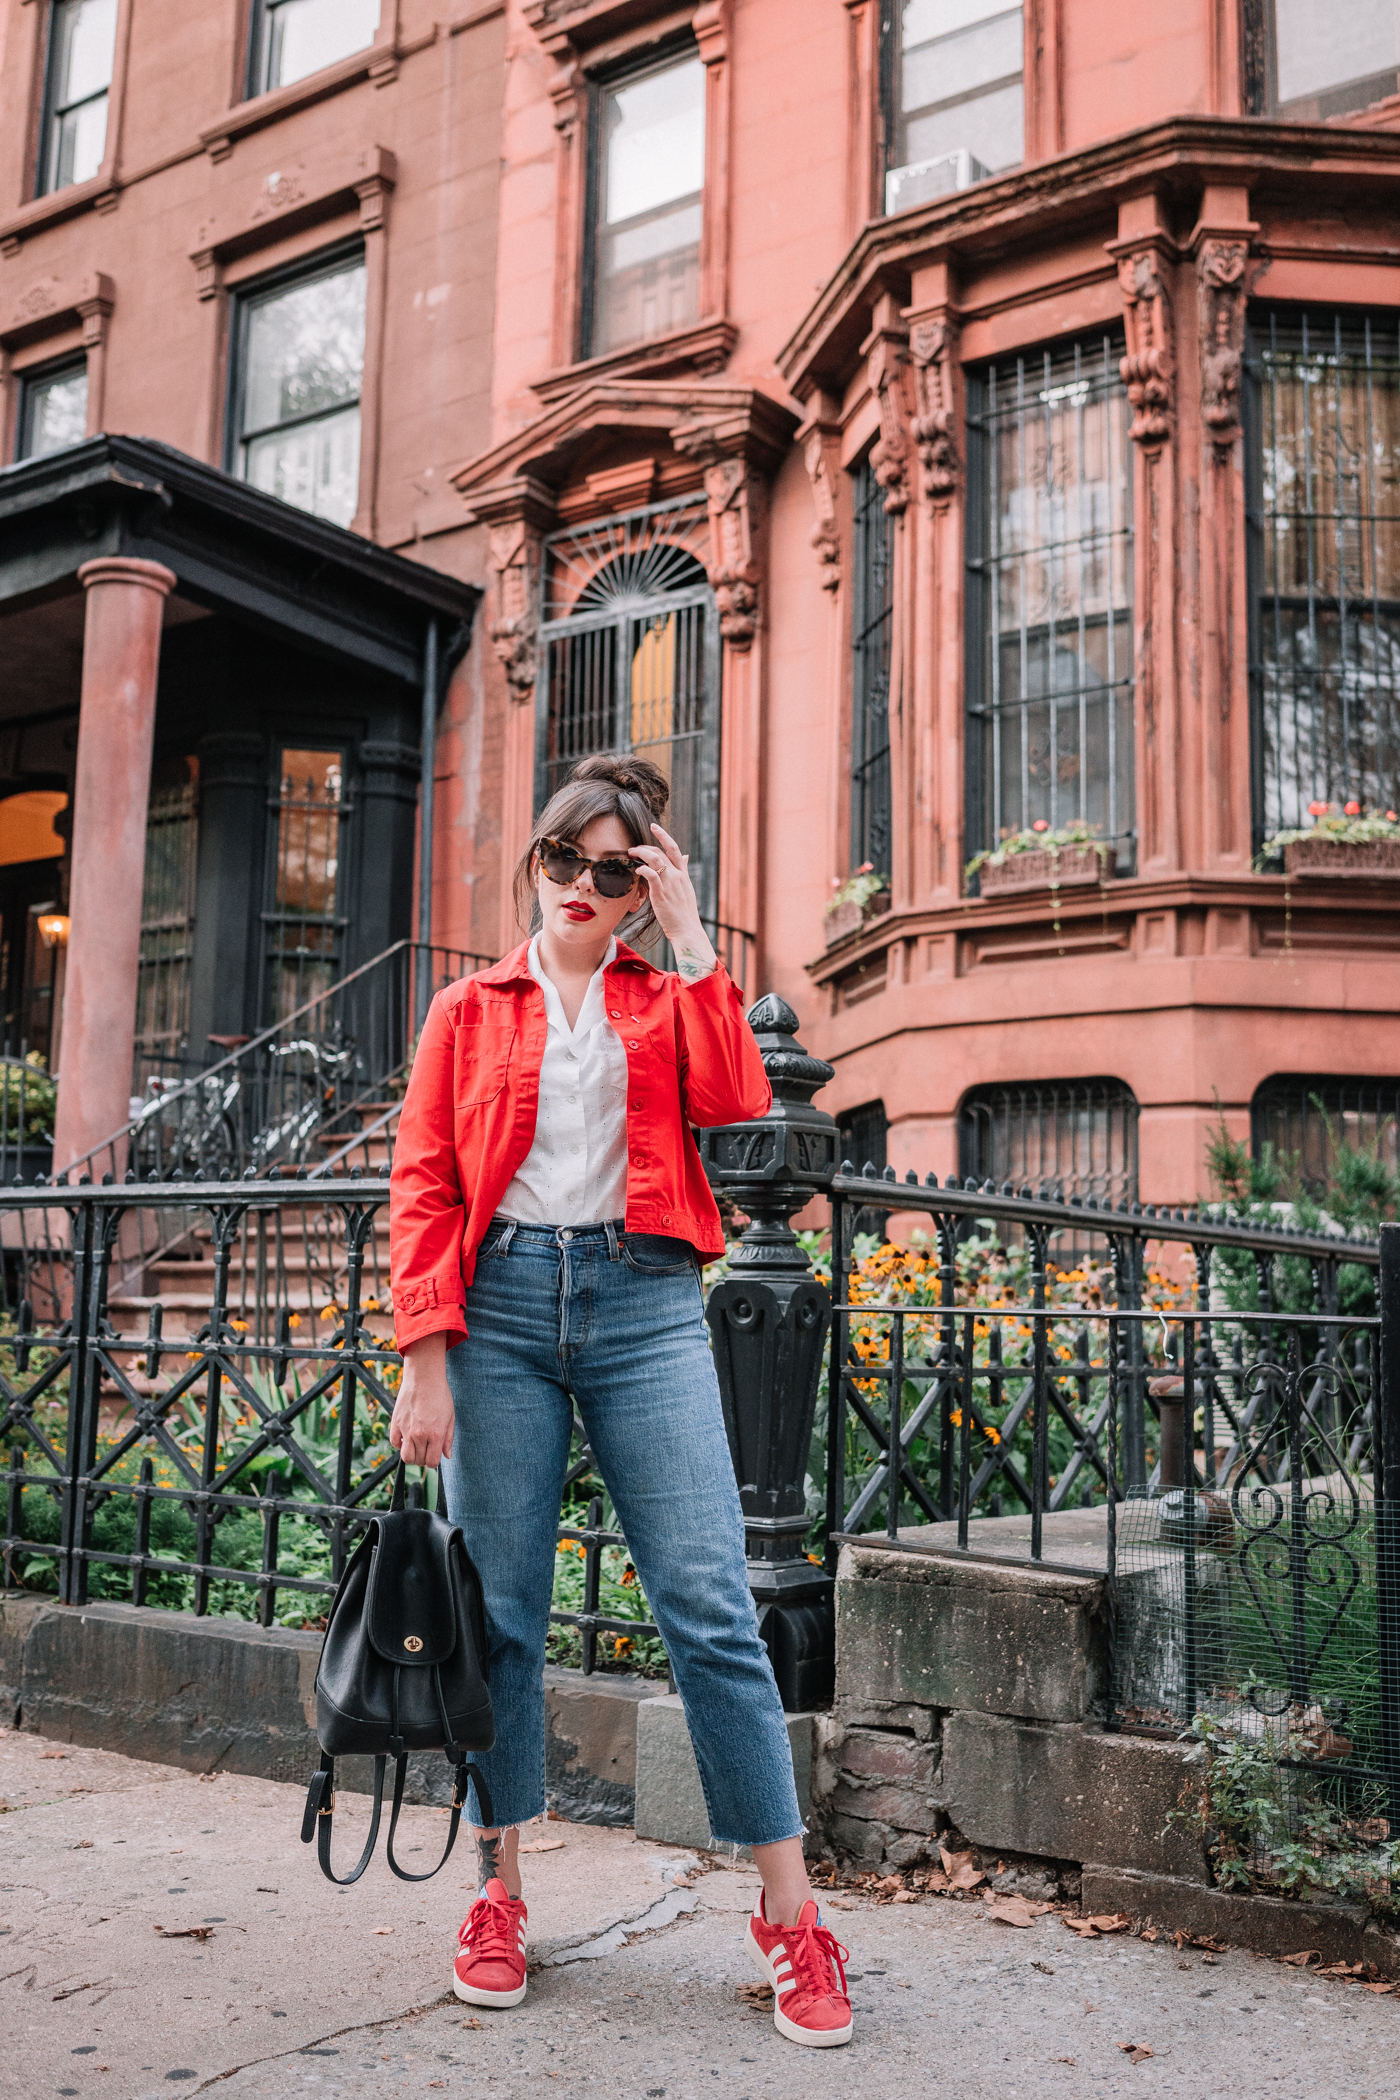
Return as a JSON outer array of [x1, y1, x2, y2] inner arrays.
[[965, 333, 1136, 875]]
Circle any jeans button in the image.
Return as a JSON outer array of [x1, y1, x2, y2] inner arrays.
[[561, 1229, 573, 1241]]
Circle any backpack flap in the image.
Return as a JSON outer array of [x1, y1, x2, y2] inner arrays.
[[364, 1509, 457, 1667]]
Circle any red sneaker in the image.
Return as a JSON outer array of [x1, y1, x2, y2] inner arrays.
[[454, 1879, 528, 2008], [745, 1891, 853, 2048]]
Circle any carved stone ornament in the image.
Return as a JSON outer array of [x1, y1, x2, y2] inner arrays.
[[1116, 249, 1174, 449], [701, 456, 763, 650], [1197, 239, 1249, 459], [867, 335, 910, 514], [802, 429, 841, 592], [910, 318, 960, 507], [488, 522, 540, 703]]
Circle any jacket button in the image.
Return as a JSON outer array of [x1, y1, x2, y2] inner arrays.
[[609, 1008, 622, 1017], [661, 1213, 673, 1226]]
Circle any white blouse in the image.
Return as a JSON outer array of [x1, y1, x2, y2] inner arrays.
[[497, 936, 631, 1226]]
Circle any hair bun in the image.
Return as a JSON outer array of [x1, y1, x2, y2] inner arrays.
[[571, 753, 670, 821]]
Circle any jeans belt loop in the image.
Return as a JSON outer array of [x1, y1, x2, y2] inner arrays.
[[604, 1219, 620, 1261], [498, 1219, 517, 1257]]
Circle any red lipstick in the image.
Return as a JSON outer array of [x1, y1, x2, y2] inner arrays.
[[563, 901, 596, 921]]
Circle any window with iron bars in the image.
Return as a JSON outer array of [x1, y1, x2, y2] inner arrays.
[[1252, 1073, 1400, 1191], [958, 1078, 1139, 1207], [965, 333, 1136, 876], [1246, 310, 1400, 846], [850, 454, 894, 878]]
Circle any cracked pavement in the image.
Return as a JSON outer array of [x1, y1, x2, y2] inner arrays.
[[2, 1728, 1397, 2100]]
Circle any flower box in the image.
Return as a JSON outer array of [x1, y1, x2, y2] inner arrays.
[[1282, 837, 1400, 877], [978, 843, 1115, 896], [823, 888, 891, 947]]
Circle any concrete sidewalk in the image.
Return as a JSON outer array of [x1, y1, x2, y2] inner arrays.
[[1, 1727, 1396, 2100]]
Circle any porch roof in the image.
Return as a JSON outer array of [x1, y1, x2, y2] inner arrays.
[[0, 435, 480, 688]]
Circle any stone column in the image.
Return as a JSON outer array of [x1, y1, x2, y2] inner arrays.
[[52, 557, 175, 1172]]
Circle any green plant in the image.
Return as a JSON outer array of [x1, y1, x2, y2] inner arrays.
[[825, 863, 887, 917], [965, 817, 1112, 883], [1168, 1701, 1400, 1914], [0, 1052, 57, 1143]]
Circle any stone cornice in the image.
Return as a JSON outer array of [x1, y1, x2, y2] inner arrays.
[[450, 380, 797, 504], [778, 113, 1400, 396]]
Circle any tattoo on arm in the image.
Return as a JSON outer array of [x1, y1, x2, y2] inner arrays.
[[476, 1828, 502, 1885], [675, 944, 715, 983]]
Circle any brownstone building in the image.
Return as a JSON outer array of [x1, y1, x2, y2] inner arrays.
[[1, 1, 1398, 1209]]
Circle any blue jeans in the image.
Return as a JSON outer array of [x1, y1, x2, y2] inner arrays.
[[441, 1217, 804, 1847]]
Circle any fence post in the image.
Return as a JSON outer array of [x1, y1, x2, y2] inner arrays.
[[1377, 1223, 1400, 1838], [696, 995, 837, 1712]]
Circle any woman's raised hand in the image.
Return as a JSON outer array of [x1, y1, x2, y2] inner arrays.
[[629, 824, 718, 982]]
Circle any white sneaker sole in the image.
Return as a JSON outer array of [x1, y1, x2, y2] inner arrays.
[[744, 1920, 853, 2048], [453, 1971, 527, 2008]]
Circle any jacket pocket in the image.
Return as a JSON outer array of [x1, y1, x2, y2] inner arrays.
[[456, 1013, 514, 1105]]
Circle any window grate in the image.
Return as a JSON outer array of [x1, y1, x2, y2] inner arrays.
[[538, 498, 722, 935], [1252, 1073, 1400, 1190], [1246, 310, 1400, 845], [850, 455, 894, 876], [135, 779, 199, 1082], [966, 334, 1136, 872], [959, 1078, 1140, 1209]]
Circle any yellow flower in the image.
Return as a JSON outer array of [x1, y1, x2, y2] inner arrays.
[[319, 1306, 341, 1322], [985, 1425, 1002, 1446], [230, 1319, 249, 1333], [949, 1407, 963, 1428], [288, 1314, 302, 1329]]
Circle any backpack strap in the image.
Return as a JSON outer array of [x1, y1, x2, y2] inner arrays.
[[385, 1754, 495, 1884], [300, 1751, 387, 1887]]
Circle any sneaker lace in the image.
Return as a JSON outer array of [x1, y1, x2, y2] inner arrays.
[[785, 1915, 850, 2005], [461, 1891, 516, 1961]]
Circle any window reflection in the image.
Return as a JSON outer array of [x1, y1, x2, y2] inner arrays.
[[592, 54, 705, 357], [269, 750, 345, 1019], [40, 0, 117, 196], [252, 0, 380, 95], [17, 361, 88, 460], [237, 257, 365, 528], [1270, 0, 1398, 120], [888, 0, 1023, 213]]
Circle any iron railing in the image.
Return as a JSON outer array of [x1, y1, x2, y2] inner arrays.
[[0, 1179, 658, 1674]]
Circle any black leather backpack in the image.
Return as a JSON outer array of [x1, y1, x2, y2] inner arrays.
[[300, 1467, 495, 1885]]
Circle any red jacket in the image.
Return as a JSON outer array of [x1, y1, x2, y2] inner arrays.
[[388, 940, 771, 1351]]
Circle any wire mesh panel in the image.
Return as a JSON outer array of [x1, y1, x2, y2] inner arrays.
[[959, 1077, 1140, 1207], [966, 332, 1136, 867], [850, 454, 894, 876], [1247, 310, 1400, 843], [135, 778, 199, 1087], [1253, 1072, 1400, 1188], [538, 497, 721, 931]]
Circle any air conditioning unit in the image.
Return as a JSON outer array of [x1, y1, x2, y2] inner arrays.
[[885, 149, 991, 216]]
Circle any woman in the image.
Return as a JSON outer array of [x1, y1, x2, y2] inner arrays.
[[388, 754, 852, 2050]]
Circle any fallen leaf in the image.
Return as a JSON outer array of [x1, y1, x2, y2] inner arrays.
[[985, 1892, 1052, 1929], [1055, 2058, 1076, 2067], [939, 1846, 986, 1892], [256, 1888, 278, 1895], [154, 1926, 214, 1942], [892, 1890, 919, 1904], [518, 1839, 565, 1853], [1139, 1926, 1158, 1942], [39, 1751, 66, 1761], [1362, 1981, 1397, 1994], [72, 1840, 93, 1850], [826, 1896, 855, 1910], [1084, 2002, 1100, 2013], [372, 1927, 394, 1936], [736, 1982, 773, 2006], [1281, 1950, 1320, 1968], [1200, 1955, 1219, 1967], [1086, 1913, 1132, 1934], [1064, 1917, 1102, 1939], [197, 1773, 218, 1784], [429, 2083, 445, 2089], [1032, 1961, 1055, 1975], [1118, 2043, 1154, 2065], [461, 2017, 482, 2030]]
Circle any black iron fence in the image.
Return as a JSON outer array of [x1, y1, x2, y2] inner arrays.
[[0, 1180, 656, 1675]]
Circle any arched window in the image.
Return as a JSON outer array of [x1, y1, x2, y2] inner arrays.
[[538, 496, 720, 932], [959, 1077, 1139, 1206]]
